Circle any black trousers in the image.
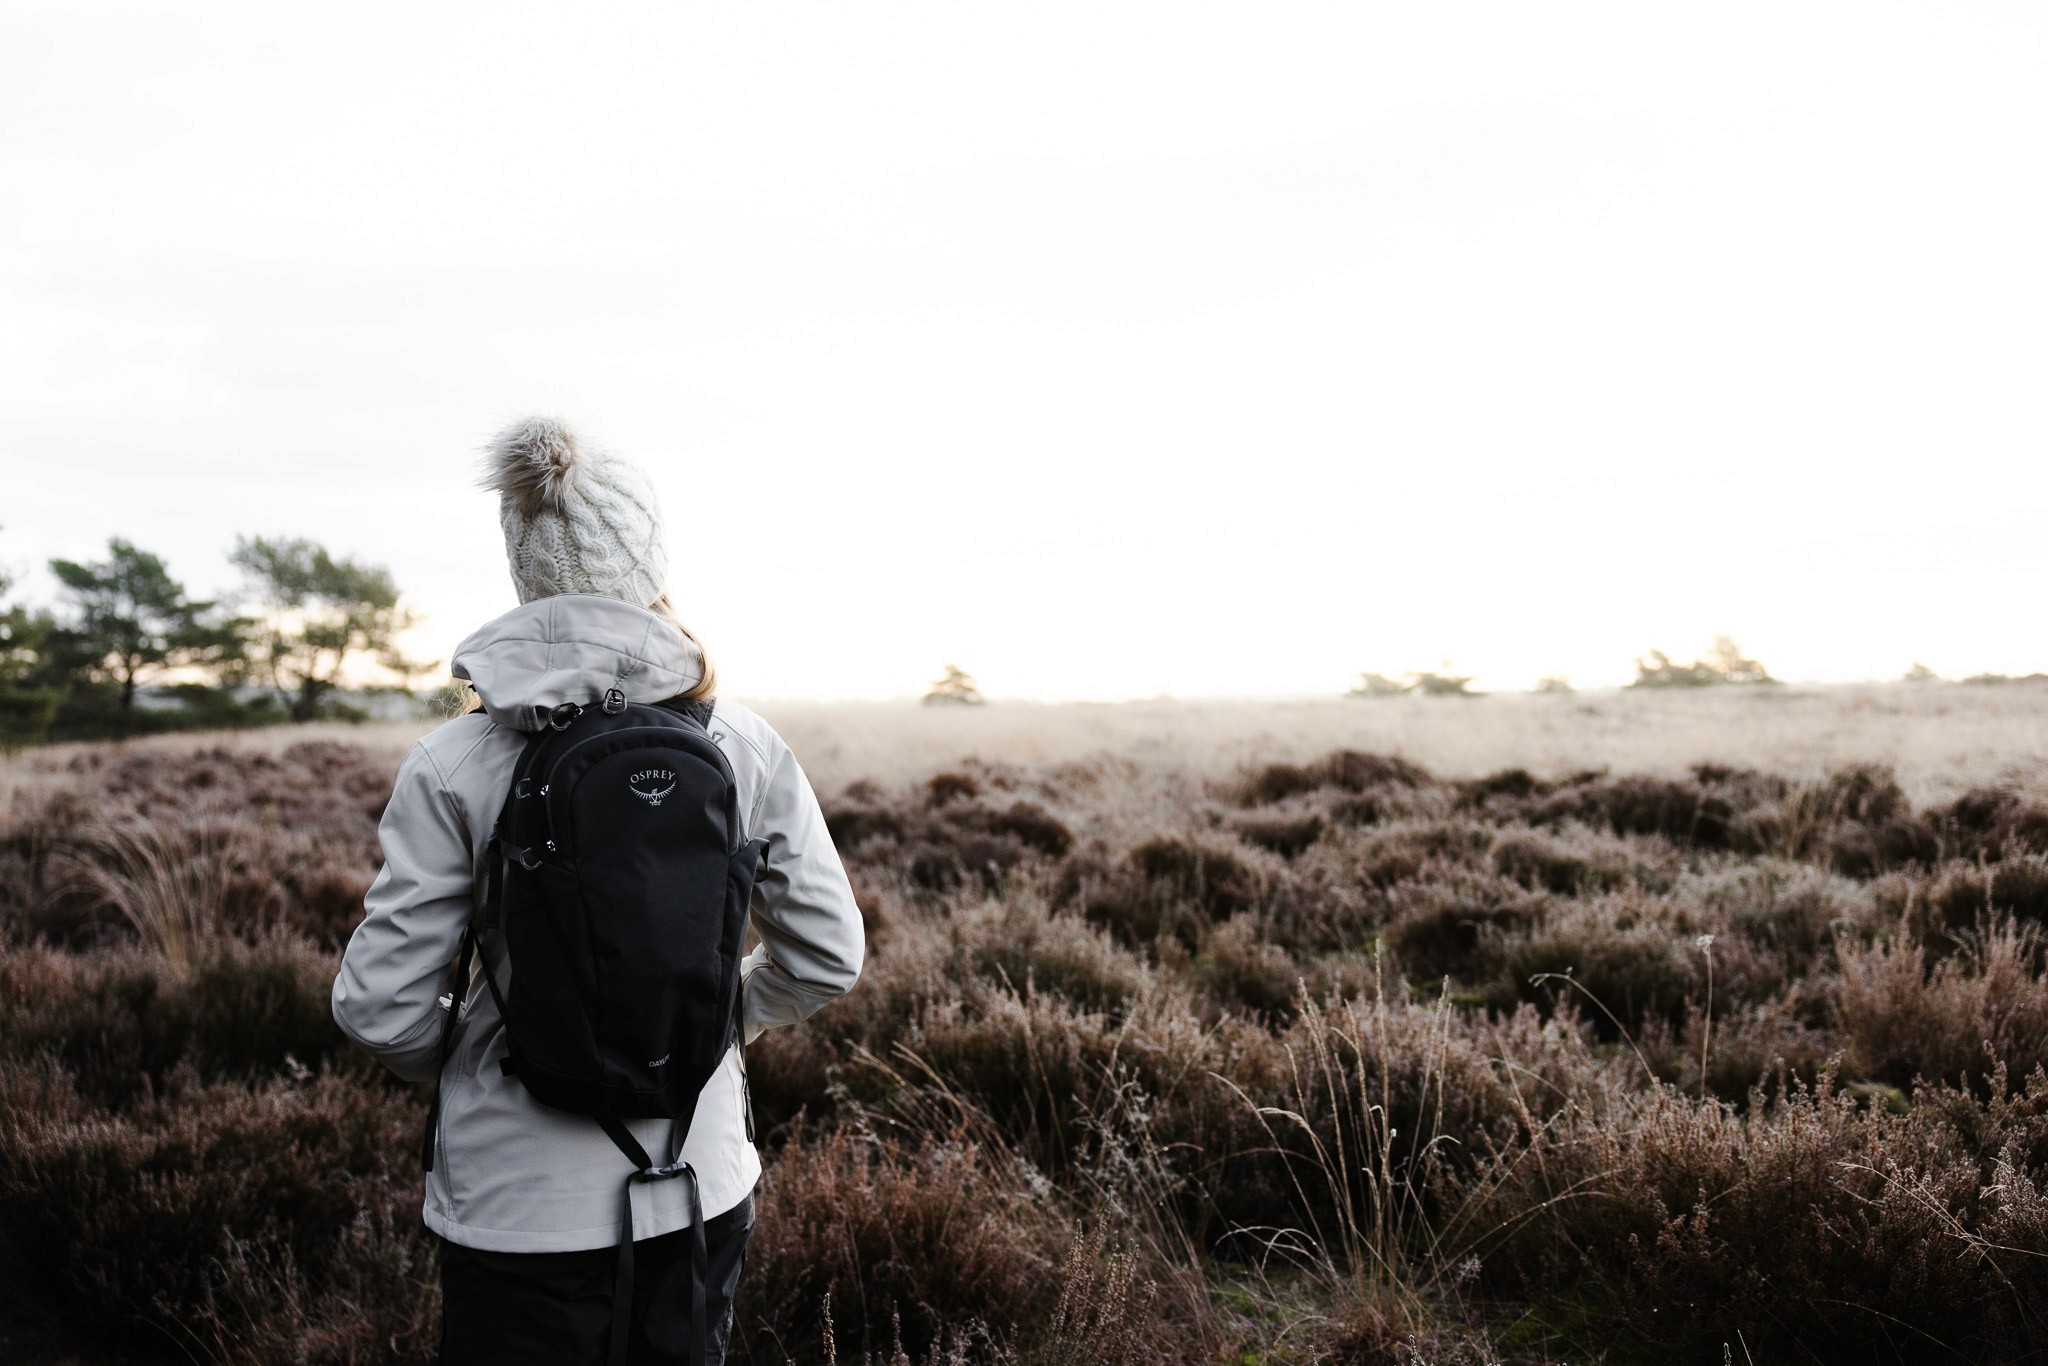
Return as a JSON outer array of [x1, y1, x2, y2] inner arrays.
[[438, 1194, 755, 1366]]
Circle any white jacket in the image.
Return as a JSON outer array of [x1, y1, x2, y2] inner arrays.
[[331, 595, 864, 1252]]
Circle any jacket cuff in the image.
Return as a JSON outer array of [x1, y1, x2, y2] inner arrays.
[[740, 947, 772, 1044]]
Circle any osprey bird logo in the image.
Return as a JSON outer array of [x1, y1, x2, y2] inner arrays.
[[628, 768, 677, 807]]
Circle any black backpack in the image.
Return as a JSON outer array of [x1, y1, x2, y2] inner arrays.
[[421, 688, 767, 1366]]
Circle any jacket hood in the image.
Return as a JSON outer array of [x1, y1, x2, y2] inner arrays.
[[450, 594, 704, 732]]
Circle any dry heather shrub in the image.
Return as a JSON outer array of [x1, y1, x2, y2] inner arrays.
[[1317, 1284, 1504, 1366], [5, 743, 392, 952], [1453, 766, 1556, 818], [1836, 919, 2048, 1087], [746, 893, 1153, 1136], [1469, 1070, 2048, 1360], [959, 897, 1151, 1017], [743, 1025, 839, 1139], [0, 932, 363, 1108], [0, 786, 96, 939], [1487, 825, 1650, 897], [1231, 809, 1326, 859], [925, 770, 982, 806], [1130, 834, 1270, 920], [1640, 998, 1834, 1103], [0, 1063, 425, 1357], [1724, 764, 1946, 877], [824, 778, 910, 845], [1192, 916, 1300, 1021], [742, 882, 981, 1131], [1261, 819, 1505, 958], [1031, 1224, 1187, 1366], [179, 1202, 440, 1366], [803, 923, 1615, 1255], [741, 945, 953, 1135], [824, 782, 1074, 894], [28, 732, 2048, 1361], [1681, 858, 1871, 968], [1351, 820, 1496, 877], [1917, 856, 2048, 944], [1013, 1167, 1222, 1366], [1379, 871, 1545, 983], [971, 802, 1074, 858], [1920, 861, 1994, 941], [1807, 762, 1910, 825], [1148, 989, 1611, 1250], [842, 864, 895, 941], [1491, 891, 1710, 1032], [1236, 751, 1432, 807], [1478, 863, 1833, 1028], [77, 740, 393, 829], [1929, 787, 2048, 860], [1988, 855, 2048, 919], [278, 855, 378, 944], [1067, 832, 1282, 950], [1820, 813, 1942, 877], [1534, 772, 1738, 848], [738, 1126, 1068, 1364], [890, 989, 1124, 1157], [1258, 881, 1379, 959], [824, 970, 1606, 1257]]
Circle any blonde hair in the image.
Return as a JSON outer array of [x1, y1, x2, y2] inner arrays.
[[648, 593, 718, 702]]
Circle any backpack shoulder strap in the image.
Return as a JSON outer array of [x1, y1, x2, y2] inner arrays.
[[654, 694, 716, 730], [419, 925, 477, 1171]]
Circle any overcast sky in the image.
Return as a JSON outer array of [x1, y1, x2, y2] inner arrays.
[[3, 1, 2043, 700]]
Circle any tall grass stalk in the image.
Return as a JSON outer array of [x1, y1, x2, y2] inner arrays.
[[1221, 953, 1471, 1346], [1697, 932, 1716, 1099], [50, 817, 241, 972]]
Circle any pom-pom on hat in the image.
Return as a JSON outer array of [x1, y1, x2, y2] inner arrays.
[[482, 416, 668, 607]]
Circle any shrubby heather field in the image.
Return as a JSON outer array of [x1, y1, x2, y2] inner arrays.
[[5, 686, 2048, 1364]]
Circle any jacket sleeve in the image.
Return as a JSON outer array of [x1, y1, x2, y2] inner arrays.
[[741, 729, 864, 1043], [331, 742, 474, 1083]]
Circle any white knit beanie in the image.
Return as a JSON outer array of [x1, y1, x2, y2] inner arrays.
[[482, 416, 668, 607]]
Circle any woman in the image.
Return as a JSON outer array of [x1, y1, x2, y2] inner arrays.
[[332, 416, 864, 1365]]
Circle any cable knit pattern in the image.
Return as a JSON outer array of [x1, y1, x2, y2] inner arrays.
[[483, 416, 668, 606]]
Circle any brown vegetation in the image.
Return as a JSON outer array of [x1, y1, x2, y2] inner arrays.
[[7, 724, 2048, 1362]]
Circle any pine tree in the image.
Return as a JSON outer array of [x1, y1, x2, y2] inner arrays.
[[1632, 637, 1777, 689], [230, 535, 418, 722], [923, 664, 986, 706], [0, 539, 60, 748], [47, 539, 244, 728]]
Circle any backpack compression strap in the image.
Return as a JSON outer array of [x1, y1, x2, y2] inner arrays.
[[598, 1117, 709, 1366]]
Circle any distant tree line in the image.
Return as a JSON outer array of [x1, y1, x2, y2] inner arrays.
[[0, 531, 424, 749], [1350, 667, 1481, 698], [1349, 638, 2043, 698]]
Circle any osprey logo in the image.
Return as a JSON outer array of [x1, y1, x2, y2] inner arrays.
[[628, 768, 677, 807]]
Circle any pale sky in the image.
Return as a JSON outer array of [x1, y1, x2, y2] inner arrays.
[[3, 1, 2043, 700]]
